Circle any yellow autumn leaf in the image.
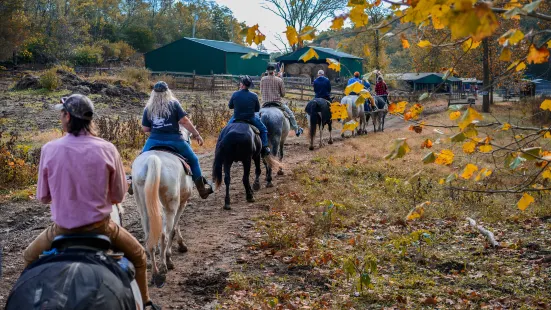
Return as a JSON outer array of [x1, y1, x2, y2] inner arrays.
[[462, 38, 481, 52], [527, 44, 550, 65], [548, 40, 551, 48], [507, 60, 520, 71], [344, 81, 364, 96], [517, 192, 534, 211], [460, 164, 479, 180], [516, 61, 526, 71], [330, 16, 346, 30], [502, 123, 511, 131], [499, 48, 511, 62], [540, 99, 551, 111], [389, 101, 407, 114], [350, 4, 368, 27], [299, 48, 319, 62], [545, 131, 551, 138], [542, 169, 551, 179], [363, 44, 370, 57], [406, 202, 429, 221], [417, 40, 432, 48], [342, 120, 359, 133], [298, 26, 316, 41], [432, 16, 444, 30], [254, 33, 266, 45], [330, 102, 348, 120], [458, 107, 483, 131], [245, 25, 258, 45], [284, 26, 298, 46], [438, 179, 445, 185], [421, 139, 433, 149], [463, 141, 477, 154], [401, 34, 410, 49], [449, 111, 461, 120], [501, 29, 524, 45], [479, 144, 493, 153], [435, 149, 454, 166], [385, 138, 410, 160], [326, 58, 341, 72], [475, 168, 492, 181]]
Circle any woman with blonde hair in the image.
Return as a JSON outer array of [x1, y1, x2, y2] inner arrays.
[[141, 81, 213, 199]]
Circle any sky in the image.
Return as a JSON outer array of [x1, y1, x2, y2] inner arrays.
[[213, 0, 335, 53]]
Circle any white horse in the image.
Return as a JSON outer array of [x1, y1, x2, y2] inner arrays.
[[341, 95, 366, 137], [130, 128, 194, 287]]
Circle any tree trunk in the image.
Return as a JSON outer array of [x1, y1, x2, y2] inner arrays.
[[482, 38, 490, 113], [374, 29, 380, 69]]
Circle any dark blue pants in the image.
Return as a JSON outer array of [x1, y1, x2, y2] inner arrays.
[[229, 116, 268, 147]]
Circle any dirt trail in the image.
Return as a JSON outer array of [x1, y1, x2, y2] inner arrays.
[[0, 111, 420, 308]]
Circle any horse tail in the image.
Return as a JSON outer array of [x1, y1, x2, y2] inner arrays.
[[212, 141, 224, 189], [144, 155, 162, 250]]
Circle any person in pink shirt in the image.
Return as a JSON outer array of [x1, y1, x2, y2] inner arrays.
[[22, 94, 160, 310]]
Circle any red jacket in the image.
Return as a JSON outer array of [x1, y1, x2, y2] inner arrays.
[[375, 81, 388, 95]]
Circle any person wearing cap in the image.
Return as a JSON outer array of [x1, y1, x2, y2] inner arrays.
[[260, 64, 303, 137], [141, 81, 213, 199], [227, 75, 270, 156], [347, 71, 371, 95], [313, 70, 332, 101], [23, 94, 161, 309]]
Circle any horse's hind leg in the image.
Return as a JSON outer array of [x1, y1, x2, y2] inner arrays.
[[277, 140, 284, 175], [172, 202, 188, 253], [224, 161, 232, 210], [243, 158, 255, 203], [328, 121, 333, 144], [254, 154, 262, 190], [161, 204, 177, 272]]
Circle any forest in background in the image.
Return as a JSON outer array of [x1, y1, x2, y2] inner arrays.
[[0, 0, 246, 66]]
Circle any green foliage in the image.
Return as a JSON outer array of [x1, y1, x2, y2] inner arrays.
[[73, 45, 104, 66], [123, 26, 155, 53], [39, 68, 60, 90]]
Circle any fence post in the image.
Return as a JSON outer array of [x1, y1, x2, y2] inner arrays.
[[300, 84, 304, 101], [192, 70, 196, 92], [211, 70, 215, 94]]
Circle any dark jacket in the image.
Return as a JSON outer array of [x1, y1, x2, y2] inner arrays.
[[228, 89, 260, 120], [313, 76, 331, 99]]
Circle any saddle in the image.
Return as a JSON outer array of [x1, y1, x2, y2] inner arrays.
[[262, 102, 291, 119], [148, 145, 192, 176], [233, 119, 260, 135]]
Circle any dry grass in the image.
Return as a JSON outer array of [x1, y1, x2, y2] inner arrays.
[[218, 103, 551, 309]]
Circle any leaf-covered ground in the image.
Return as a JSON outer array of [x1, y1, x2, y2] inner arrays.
[[216, 104, 551, 309]]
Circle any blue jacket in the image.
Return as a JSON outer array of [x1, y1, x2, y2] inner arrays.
[[228, 89, 260, 120], [313, 76, 331, 99], [347, 77, 370, 91]]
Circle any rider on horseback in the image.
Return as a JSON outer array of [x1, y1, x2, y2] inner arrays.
[[347, 71, 371, 95], [260, 64, 303, 137], [141, 81, 213, 199], [228, 75, 271, 157], [23, 94, 160, 309], [313, 70, 332, 101]]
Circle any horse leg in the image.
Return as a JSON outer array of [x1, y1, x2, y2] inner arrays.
[[328, 121, 333, 145], [254, 153, 262, 190], [162, 206, 177, 272], [319, 124, 323, 148], [224, 161, 232, 210], [173, 201, 188, 253], [308, 115, 315, 151], [243, 158, 255, 203], [277, 140, 284, 176]]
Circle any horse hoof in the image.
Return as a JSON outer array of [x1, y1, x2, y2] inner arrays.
[[246, 196, 255, 203], [153, 273, 166, 288], [266, 182, 274, 188], [178, 243, 188, 253], [277, 169, 284, 176], [309, 146, 314, 151], [167, 260, 175, 270], [328, 140, 333, 145], [253, 182, 261, 191], [224, 204, 231, 210]]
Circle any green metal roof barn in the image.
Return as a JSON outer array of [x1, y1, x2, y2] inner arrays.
[[144, 38, 270, 76], [276, 46, 363, 77]]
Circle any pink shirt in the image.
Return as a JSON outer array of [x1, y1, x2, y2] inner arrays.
[[37, 132, 127, 229]]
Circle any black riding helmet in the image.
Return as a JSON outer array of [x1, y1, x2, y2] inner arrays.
[[240, 75, 253, 88]]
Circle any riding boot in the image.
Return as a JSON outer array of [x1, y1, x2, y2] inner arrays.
[[194, 176, 214, 199]]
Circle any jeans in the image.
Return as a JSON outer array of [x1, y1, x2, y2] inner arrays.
[[23, 218, 150, 304], [229, 115, 268, 147], [143, 137, 202, 181]]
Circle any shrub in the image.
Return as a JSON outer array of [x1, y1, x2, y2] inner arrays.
[[53, 64, 75, 74], [73, 45, 104, 66], [98, 40, 136, 62], [0, 129, 39, 190], [39, 68, 60, 90], [120, 67, 151, 92]]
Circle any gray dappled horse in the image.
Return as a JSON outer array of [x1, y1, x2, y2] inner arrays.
[[131, 128, 194, 287], [341, 95, 367, 137], [368, 96, 388, 132], [260, 107, 290, 186]]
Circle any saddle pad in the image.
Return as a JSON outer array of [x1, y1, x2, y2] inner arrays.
[[148, 146, 192, 176], [233, 120, 260, 135]]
